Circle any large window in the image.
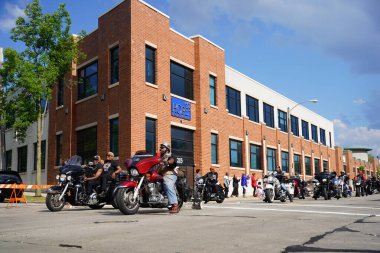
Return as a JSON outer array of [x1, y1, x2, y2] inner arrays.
[[267, 148, 276, 171], [171, 127, 194, 166], [34, 140, 46, 171], [110, 118, 119, 157], [294, 154, 301, 175], [55, 134, 62, 166], [323, 160, 328, 170], [229, 139, 243, 167], [263, 103, 274, 128], [110, 46, 119, 84], [211, 133, 218, 164], [291, 115, 299, 136], [57, 78, 64, 107], [170, 61, 193, 100], [77, 127, 97, 164], [5, 150, 12, 171], [320, 128, 326, 145], [302, 120, 309, 140], [146, 118, 156, 155], [250, 144, 261, 170], [311, 124, 318, 143], [17, 146, 28, 173], [305, 156, 311, 175], [146, 46, 156, 84], [226, 86, 241, 116], [281, 151, 289, 172], [278, 110, 287, 132], [210, 75, 216, 106], [246, 95, 259, 123], [78, 61, 98, 100], [314, 158, 320, 173]]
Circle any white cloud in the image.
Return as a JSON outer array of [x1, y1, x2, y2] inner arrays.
[[167, 0, 380, 74], [0, 3, 25, 32], [353, 98, 366, 105], [333, 119, 380, 156]]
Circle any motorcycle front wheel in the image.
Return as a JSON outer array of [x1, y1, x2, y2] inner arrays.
[[265, 189, 274, 203], [117, 188, 140, 215], [323, 187, 328, 200], [89, 204, 105, 209], [46, 193, 65, 212]]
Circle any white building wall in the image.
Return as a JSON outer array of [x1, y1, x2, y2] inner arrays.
[[4, 114, 49, 184], [225, 65, 335, 147]]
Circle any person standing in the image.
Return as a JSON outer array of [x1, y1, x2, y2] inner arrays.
[[241, 173, 249, 197], [223, 172, 230, 198], [251, 172, 258, 197], [231, 175, 240, 197]]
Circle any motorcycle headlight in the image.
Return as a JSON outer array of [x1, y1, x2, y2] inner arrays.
[[67, 175, 72, 181], [198, 178, 204, 184], [59, 174, 67, 182], [56, 175, 59, 180], [130, 168, 139, 177], [322, 178, 327, 182]]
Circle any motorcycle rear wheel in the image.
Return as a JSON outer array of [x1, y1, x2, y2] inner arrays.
[[117, 188, 139, 215], [46, 193, 65, 212]]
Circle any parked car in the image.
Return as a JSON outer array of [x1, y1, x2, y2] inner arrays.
[[0, 171, 24, 202]]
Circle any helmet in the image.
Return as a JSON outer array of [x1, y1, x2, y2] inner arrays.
[[160, 142, 171, 152]]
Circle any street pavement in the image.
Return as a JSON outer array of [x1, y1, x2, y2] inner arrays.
[[0, 194, 379, 253]]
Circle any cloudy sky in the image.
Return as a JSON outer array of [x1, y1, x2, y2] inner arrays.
[[1, 0, 380, 155]]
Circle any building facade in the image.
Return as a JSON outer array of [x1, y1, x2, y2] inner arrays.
[[46, 0, 378, 185]]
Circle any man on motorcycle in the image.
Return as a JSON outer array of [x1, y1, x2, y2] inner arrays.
[[275, 166, 293, 202], [159, 142, 179, 214], [99, 152, 122, 197], [202, 168, 219, 203], [84, 155, 104, 195]]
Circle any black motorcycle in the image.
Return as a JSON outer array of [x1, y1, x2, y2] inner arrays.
[[354, 177, 366, 197], [313, 173, 334, 200], [194, 173, 225, 206], [46, 155, 121, 212]]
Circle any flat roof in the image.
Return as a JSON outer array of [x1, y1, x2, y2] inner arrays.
[[344, 147, 372, 152]]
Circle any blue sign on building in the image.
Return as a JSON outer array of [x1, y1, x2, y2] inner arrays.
[[171, 96, 191, 120]]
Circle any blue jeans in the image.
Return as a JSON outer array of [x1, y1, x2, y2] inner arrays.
[[163, 174, 178, 205], [280, 183, 288, 193]]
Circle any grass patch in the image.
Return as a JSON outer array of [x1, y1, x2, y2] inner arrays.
[[25, 195, 46, 202]]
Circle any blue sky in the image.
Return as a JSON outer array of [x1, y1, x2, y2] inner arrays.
[[1, 0, 380, 155]]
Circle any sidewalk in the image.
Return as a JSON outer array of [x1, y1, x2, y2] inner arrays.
[[223, 195, 262, 202]]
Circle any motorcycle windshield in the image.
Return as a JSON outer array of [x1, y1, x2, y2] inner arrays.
[[60, 155, 83, 174]]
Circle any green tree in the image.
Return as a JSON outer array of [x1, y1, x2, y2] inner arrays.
[[358, 166, 365, 173], [0, 0, 83, 196]]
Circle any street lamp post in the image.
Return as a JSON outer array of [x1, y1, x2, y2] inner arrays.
[[288, 99, 318, 176]]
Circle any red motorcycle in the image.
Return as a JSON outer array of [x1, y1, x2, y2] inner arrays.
[[115, 152, 187, 215], [291, 175, 308, 199]]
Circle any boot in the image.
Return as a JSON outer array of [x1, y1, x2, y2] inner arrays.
[[169, 204, 179, 214]]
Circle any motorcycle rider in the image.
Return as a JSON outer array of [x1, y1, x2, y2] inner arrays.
[[99, 152, 122, 197], [202, 167, 219, 203], [84, 155, 104, 195], [275, 166, 293, 202], [158, 142, 179, 214]]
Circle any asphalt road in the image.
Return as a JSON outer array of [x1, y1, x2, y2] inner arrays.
[[0, 194, 379, 253]]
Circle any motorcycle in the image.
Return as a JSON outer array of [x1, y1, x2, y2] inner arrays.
[[354, 177, 366, 197], [263, 172, 293, 203], [331, 175, 343, 199], [366, 179, 374, 195], [45, 155, 121, 212], [116, 153, 189, 215], [340, 175, 351, 198], [313, 173, 333, 200], [193, 174, 225, 209], [291, 175, 308, 199]]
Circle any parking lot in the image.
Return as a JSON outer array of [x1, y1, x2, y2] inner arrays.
[[1, 195, 379, 253]]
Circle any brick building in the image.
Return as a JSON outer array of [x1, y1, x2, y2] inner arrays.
[[46, 0, 378, 185]]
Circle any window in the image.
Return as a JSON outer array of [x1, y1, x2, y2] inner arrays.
[[146, 118, 156, 155], [33, 140, 46, 171], [263, 103, 274, 128], [250, 144, 261, 170], [278, 110, 287, 132], [323, 160, 328, 170], [211, 133, 218, 164], [5, 150, 12, 171], [110, 118, 119, 157], [57, 78, 64, 107], [17, 146, 28, 173], [55, 134, 62, 166], [229, 139, 243, 167], [171, 127, 194, 166], [146, 46, 155, 84], [267, 148, 276, 171], [77, 127, 97, 164], [314, 158, 320, 173], [110, 46, 119, 84], [281, 151, 289, 173], [246, 95, 259, 123], [305, 156, 311, 175], [294, 154, 301, 175], [210, 75, 216, 106], [329, 132, 332, 148], [302, 120, 309, 140], [320, 128, 326, 145], [226, 86, 241, 116], [291, 115, 299, 136], [311, 124, 318, 143], [78, 61, 98, 100], [170, 61, 193, 100]]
